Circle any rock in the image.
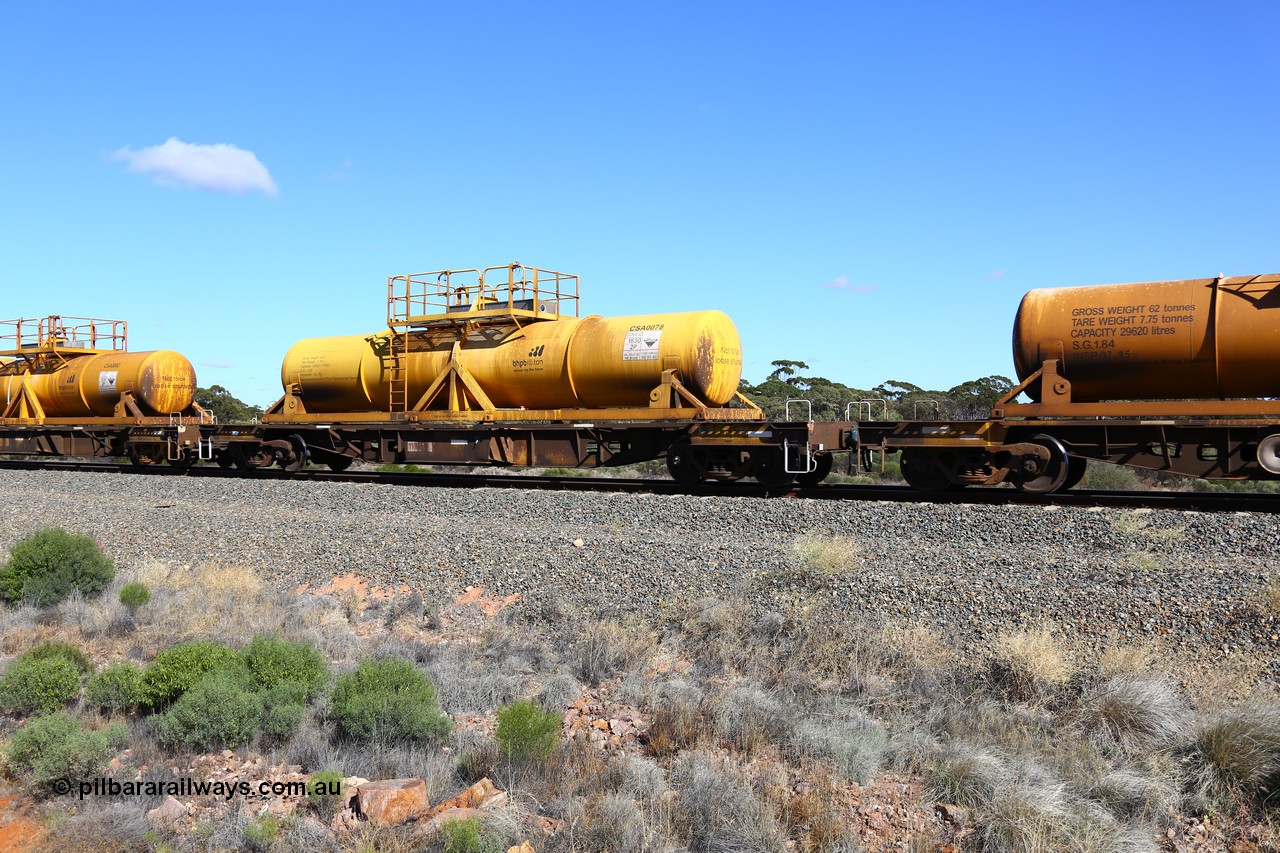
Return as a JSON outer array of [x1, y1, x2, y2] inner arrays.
[[533, 815, 566, 835], [147, 796, 188, 826], [341, 776, 370, 809], [428, 777, 504, 814], [356, 778, 429, 827], [330, 806, 359, 835], [508, 844, 536, 853], [934, 802, 968, 825], [261, 797, 296, 817]]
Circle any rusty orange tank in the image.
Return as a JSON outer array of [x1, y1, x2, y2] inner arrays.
[[1012, 274, 1280, 401]]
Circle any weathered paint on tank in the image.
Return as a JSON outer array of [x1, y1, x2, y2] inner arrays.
[[1013, 274, 1280, 401], [1, 350, 197, 416], [280, 310, 744, 412]]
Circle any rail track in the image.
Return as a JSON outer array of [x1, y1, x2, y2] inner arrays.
[[1, 458, 1277, 513]]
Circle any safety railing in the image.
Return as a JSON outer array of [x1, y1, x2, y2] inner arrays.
[[848, 399, 889, 420], [0, 316, 127, 355], [388, 263, 580, 328]]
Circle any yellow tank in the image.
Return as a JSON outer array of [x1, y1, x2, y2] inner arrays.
[[2, 350, 197, 417], [280, 310, 744, 411], [1013, 274, 1280, 401]]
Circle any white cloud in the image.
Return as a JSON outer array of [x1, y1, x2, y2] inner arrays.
[[826, 275, 879, 293], [986, 268, 1008, 280], [112, 137, 278, 195]]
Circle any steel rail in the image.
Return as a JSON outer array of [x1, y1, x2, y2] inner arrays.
[[0, 459, 1277, 512]]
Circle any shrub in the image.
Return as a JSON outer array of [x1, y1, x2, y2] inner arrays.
[[1192, 697, 1280, 811], [21, 640, 93, 675], [141, 640, 238, 708], [306, 769, 346, 820], [672, 753, 785, 852], [439, 815, 503, 853], [243, 814, 279, 851], [241, 634, 327, 698], [0, 655, 82, 714], [86, 661, 145, 713], [713, 684, 793, 753], [328, 657, 452, 743], [155, 670, 264, 750], [0, 527, 115, 606], [118, 582, 150, 612], [790, 715, 888, 783], [924, 745, 1007, 809], [6, 711, 129, 785], [1079, 674, 1190, 753], [495, 698, 562, 762], [262, 701, 305, 742]]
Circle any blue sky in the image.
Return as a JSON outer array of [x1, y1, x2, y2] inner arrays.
[[3, 2, 1277, 407]]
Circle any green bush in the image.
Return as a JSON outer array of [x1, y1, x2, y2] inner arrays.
[[241, 635, 327, 698], [328, 657, 451, 743], [0, 655, 82, 714], [155, 670, 263, 750], [259, 679, 308, 738], [0, 528, 115, 606], [21, 640, 94, 676], [495, 698, 562, 761], [86, 661, 145, 713], [243, 814, 279, 850], [141, 640, 238, 708], [440, 815, 503, 853], [6, 711, 129, 785], [307, 769, 346, 820], [262, 701, 305, 742], [118, 582, 150, 611]]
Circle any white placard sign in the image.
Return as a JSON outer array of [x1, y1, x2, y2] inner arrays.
[[98, 370, 118, 394], [623, 328, 663, 361]]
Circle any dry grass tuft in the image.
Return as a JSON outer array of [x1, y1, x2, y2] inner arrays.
[[671, 752, 786, 852], [135, 562, 288, 646], [1191, 695, 1280, 812], [1095, 639, 1162, 679], [1079, 674, 1191, 754], [1259, 577, 1280, 615], [990, 625, 1076, 703], [781, 535, 862, 585]]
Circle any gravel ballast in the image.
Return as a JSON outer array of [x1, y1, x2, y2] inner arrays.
[[2, 469, 1276, 671]]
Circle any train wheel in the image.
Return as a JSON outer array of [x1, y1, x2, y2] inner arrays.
[[326, 455, 354, 472], [280, 434, 309, 474], [899, 448, 950, 492], [751, 448, 796, 488], [215, 451, 234, 469], [128, 445, 162, 467], [232, 446, 264, 471], [1012, 434, 1070, 494], [796, 453, 833, 487], [1257, 434, 1280, 475], [666, 441, 703, 485]]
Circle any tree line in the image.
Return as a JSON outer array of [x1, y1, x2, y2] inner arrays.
[[737, 360, 1014, 421]]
